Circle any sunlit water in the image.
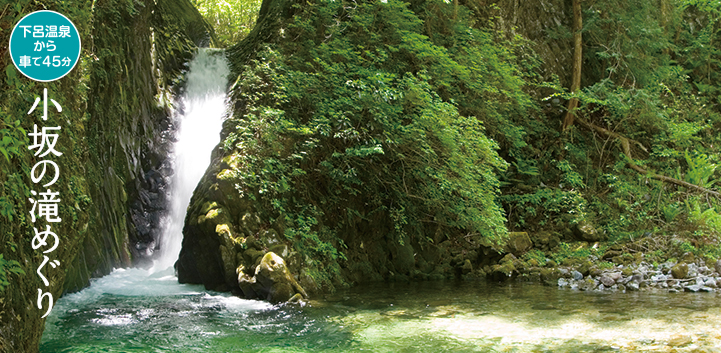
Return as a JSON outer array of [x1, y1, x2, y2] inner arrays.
[[41, 280, 721, 352], [38, 49, 721, 353]]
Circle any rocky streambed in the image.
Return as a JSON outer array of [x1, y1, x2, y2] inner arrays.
[[511, 255, 721, 294]]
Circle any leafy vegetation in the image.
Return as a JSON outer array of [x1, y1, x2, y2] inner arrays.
[[220, 0, 544, 276], [210, 0, 721, 280], [191, 0, 262, 46]]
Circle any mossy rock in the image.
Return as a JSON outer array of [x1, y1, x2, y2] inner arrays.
[[671, 263, 689, 279], [573, 220, 605, 242], [490, 261, 516, 281], [506, 232, 533, 255], [611, 253, 635, 266], [540, 268, 560, 286], [253, 252, 308, 303]]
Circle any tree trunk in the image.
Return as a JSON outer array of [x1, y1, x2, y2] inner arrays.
[[563, 0, 583, 131]]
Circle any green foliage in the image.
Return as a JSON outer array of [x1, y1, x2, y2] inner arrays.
[[223, 0, 541, 268], [551, 242, 599, 265], [0, 254, 25, 292], [191, 0, 261, 46], [683, 151, 717, 188], [521, 248, 548, 264]]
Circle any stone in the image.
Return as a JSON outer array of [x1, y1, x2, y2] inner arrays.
[[558, 278, 569, 287], [461, 259, 473, 274], [608, 272, 623, 282], [579, 278, 599, 291], [671, 263, 689, 279], [571, 270, 583, 281], [705, 277, 718, 288], [684, 284, 703, 292], [715, 259, 721, 275], [668, 335, 693, 347], [540, 268, 560, 286], [506, 232, 533, 255], [573, 219, 604, 242], [680, 252, 695, 264], [631, 273, 644, 283], [238, 271, 259, 299], [600, 274, 616, 287], [490, 262, 516, 281], [626, 281, 640, 291], [241, 212, 261, 236], [254, 252, 308, 303], [577, 262, 592, 276]]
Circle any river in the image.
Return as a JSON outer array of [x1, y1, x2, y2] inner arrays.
[[39, 48, 721, 353]]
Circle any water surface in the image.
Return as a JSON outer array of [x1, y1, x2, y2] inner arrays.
[[41, 276, 721, 352]]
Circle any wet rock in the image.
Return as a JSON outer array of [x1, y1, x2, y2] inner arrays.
[[506, 232, 533, 255], [671, 263, 689, 279], [237, 271, 258, 299], [571, 270, 583, 281], [558, 278, 569, 287], [626, 281, 640, 291], [490, 262, 516, 281]]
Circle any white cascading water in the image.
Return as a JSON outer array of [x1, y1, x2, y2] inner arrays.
[[153, 48, 230, 272]]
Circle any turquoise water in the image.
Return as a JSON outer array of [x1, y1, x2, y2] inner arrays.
[[40, 268, 721, 352]]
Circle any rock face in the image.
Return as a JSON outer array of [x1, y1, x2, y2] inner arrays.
[[0, 0, 208, 351]]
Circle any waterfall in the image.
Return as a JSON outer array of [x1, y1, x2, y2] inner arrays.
[[153, 48, 229, 271]]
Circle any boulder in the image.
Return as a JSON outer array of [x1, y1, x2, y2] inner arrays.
[[506, 232, 533, 255], [671, 263, 689, 279], [600, 274, 616, 287], [573, 220, 604, 242], [254, 252, 308, 303], [715, 259, 721, 275]]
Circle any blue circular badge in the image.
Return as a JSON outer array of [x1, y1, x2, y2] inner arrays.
[[9, 10, 81, 82]]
